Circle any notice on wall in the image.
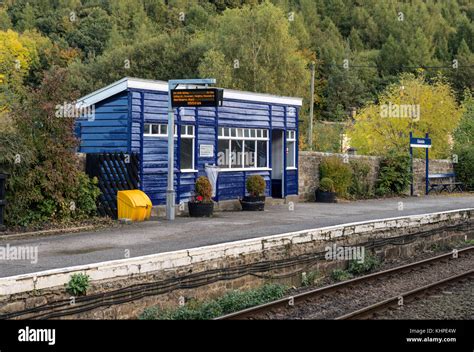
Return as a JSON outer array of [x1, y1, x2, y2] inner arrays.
[[200, 144, 214, 158]]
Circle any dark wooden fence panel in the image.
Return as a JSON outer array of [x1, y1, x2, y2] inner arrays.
[[86, 153, 140, 219]]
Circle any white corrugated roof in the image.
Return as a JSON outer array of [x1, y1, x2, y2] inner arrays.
[[76, 77, 303, 107]]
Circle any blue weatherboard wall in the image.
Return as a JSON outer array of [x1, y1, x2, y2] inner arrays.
[[77, 88, 299, 206], [78, 92, 129, 153]]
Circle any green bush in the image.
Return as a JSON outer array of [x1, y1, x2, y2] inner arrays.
[[453, 145, 474, 191], [319, 156, 352, 197], [1, 69, 101, 227], [349, 159, 373, 199], [452, 97, 474, 191], [318, 177, 335, 192], [246, 175, 266, 196], [301, 271, 320, 287], [195, 176, 212, 202], [139, 284, 287, 320], [375, 151, 411, 196], [72, 173, 101, 218], [66, 273, 90, 296], [330, 269, 353, 282], [347, 252, 381, 275]]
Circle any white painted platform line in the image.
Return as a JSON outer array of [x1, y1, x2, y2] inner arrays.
[[0, 208, 471, 295]]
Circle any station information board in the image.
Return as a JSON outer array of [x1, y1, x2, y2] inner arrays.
[[171, 88, 224, 108]]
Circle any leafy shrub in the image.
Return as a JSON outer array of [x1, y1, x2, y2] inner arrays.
[[319, 156, 352, 197], [302, 271, 320, 287], [1, 69, 101, 227], [452, 98, 474, 191], [72, 173, 101, 218], [195, 176, 212, 202], [66, 273, 90, 296], [331, 269, 353, 282], [139, 284, 287, 320], [349, 159, 373, 199], [318, 177, 335, 192], [347, 252, 381, 275], [375, 151, 411, 196], [246, 175, 266, 196], [453, 145, 474, 191]]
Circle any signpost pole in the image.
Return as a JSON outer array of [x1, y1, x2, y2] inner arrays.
[[308, 61, 315, 150], [166, 79, 217, 221], [166, 83, 177, 221], [410, 131, 414, 196], [425, 132, 429, 195], [409, 132, 432, 197]]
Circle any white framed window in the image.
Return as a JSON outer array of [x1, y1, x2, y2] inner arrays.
[[143, 123, 177, 137], [218, 128, 269, 170], [143, 123, 195, 171], [180, 125, 195, 171], [286, 130, 296, 169]]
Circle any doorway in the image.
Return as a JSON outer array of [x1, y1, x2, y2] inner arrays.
[[271, 130, 284, 198]]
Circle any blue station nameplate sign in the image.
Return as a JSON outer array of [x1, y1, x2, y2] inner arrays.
[[410, 137, 432, 148]]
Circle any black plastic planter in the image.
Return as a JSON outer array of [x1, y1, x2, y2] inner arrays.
[[240, 196, 266, 211], [315, 189, 337, 203], [188, 202, 214, 217]]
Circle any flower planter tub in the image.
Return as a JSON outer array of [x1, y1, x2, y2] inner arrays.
[[315, 190, 337, 203], [188, 202, 214, 217], [240, 196, 266, 211]]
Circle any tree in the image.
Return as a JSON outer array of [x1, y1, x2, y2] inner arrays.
[[66, 7, 113, 56], [0, 8, 12, 30], [0, 29, 39, 116], [198, 2, 310, 100], [4, 68, 100, 225], [198, 49, 233, 87], [452, 93, 474, 190], [447, 40, 474, 100], [347, 74, 463, 159], [69, 29, 210, 95]]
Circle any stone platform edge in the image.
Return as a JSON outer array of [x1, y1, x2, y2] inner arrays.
[[0, 208, 472, 296]]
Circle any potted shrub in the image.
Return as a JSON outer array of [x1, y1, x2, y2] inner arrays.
[[188, 176, 214, 217], [240, 175, 266, 211], [315, 177, 337, 203]]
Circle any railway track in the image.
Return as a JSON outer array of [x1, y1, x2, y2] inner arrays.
[[215, 246, 474, 320]]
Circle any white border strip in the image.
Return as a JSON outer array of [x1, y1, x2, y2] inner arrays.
[[0, 208, 471, 295], [76, 77, 303, 108]]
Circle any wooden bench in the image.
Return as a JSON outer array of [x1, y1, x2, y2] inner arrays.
[[427, 173, 464, 194]]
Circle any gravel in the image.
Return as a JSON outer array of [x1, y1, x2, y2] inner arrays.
[[373, 277, 473, 320], [249, 250, 474, 320]]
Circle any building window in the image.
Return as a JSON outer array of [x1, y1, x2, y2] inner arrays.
[[143, 123, 194, 171], [218, 128, 268, 170], [143, 123, 177, 137], [286, 130, 296, 168], [180, 125, 195, 171]]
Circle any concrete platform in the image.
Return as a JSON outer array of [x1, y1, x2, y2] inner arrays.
[[0, 195, 473, 278]]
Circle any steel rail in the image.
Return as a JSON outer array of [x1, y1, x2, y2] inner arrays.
[[215, 246, 473, 320], [335, 269, 473, 320]]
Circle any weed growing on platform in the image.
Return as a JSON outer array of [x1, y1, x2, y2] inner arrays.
[[139, 284, 287, 320]]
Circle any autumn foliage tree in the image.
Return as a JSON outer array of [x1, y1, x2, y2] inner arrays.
[[347, 74, 463, 159], [198, 2, 310, 100]]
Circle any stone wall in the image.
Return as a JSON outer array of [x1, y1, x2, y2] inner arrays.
[[0, 209, 471, 319], [298, 151, 454, 201]]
